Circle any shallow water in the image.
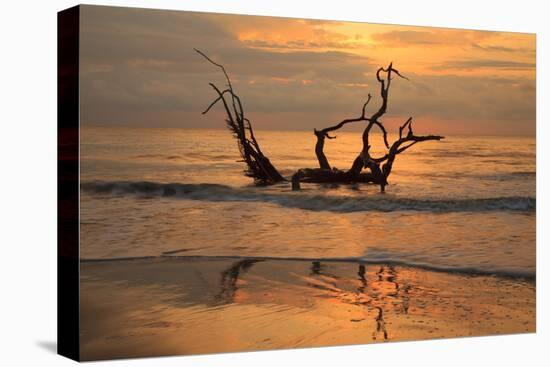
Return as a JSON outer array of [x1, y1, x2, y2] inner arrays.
[[80, 127, 535, 278], [79, 257, 536, 360]]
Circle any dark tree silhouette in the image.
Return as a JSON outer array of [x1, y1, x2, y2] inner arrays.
[[313, 93, 372, 170], [196, 49, 444, 192], [195, 49, 285, 185]]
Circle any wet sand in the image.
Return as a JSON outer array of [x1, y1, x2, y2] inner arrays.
[[80, 257, 536, 361]]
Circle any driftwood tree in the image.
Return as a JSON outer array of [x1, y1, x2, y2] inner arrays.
[[196, 49, 444, 192], [195, 49, 284, 185]]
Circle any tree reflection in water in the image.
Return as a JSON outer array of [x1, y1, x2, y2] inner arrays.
[[215, 259, 414, 340], [217, 259, 263, 303]]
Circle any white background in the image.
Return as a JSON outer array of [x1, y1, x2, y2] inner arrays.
[[0, 0, 547, 365]]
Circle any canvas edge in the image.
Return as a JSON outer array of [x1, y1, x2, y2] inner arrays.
[[57, 4, 81, 362]]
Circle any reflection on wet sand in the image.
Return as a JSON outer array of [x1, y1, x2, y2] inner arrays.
[[308, 262, 412, 340], [79, 257, 536, 360], [373, 307, 388, 340], [218, 259, 263, 303]]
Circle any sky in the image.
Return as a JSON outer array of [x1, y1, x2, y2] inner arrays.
[[79, 5, 536, 136]]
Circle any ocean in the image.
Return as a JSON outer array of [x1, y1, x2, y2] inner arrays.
[[79, 127, 536, 279]]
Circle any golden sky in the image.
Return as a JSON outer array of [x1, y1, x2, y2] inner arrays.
[[80, 5, 536, 135]]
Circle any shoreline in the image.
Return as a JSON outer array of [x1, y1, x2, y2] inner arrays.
[[80, 254, 536, 281], [80, 256, 536, 361]]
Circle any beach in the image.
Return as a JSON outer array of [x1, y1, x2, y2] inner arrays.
[[80, 256, 535, 361], [79, 127, 536, 360]]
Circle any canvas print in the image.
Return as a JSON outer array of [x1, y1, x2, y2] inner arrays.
[[58, 4, 536, 361]]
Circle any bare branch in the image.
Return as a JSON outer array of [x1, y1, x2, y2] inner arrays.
[[201, 88, 232, 114], [194, 48, 233, 90], [399, 117, 413, 139], [208, 83, 236, 126], [392, 68, 409, 81], [371, 120, 390, 149], [361, 93, 373, 118], [197, 49, 285, 184], [396, 141, 418, 154], [312, 94, 373, 169]]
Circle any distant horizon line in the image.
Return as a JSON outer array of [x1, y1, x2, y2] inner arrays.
[[80, 124, 536, 138]]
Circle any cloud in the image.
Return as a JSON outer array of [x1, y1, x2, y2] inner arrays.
[[432, 59, 535, 71], [371, 30, 444, 46], [370, 28, 504, 49], [241, 39, 360, 50], [470, 43, 534, 54], [386, 73, 535, 135]]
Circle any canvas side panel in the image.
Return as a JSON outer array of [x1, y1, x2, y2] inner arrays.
[[57, 5, 80, 362]]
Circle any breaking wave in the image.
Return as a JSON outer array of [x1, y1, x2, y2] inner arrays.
[[81, 181, 535, 213]]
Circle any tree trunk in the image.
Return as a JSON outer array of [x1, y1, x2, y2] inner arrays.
[[314, 130, 331, 170]]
